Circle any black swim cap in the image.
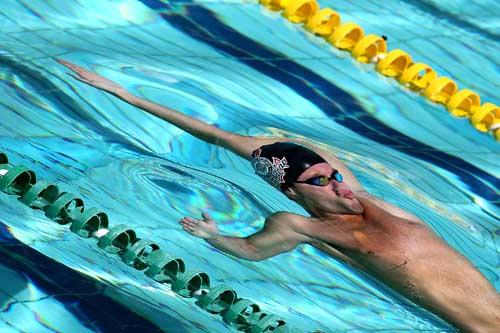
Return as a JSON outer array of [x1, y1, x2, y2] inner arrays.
[[250, 142, 327, 190]]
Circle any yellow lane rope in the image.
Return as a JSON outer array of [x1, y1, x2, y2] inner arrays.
[[259, 0, 500, 141]]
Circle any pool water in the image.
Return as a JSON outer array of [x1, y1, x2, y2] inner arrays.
[[0, 0, 498, 332]]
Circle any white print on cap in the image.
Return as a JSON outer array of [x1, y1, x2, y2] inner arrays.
[[251, 149, 289, 190]]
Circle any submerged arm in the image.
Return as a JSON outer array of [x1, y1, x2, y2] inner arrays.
[[181, 212, 308, 261], [207, 213, 309, 261]]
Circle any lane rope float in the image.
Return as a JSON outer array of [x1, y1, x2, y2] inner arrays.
[[259, 0, 500, 141], [0, 152, 305, 333]]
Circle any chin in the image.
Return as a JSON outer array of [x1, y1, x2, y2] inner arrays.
[[346, 199, 364, 214], [352, 205, 364, 214]]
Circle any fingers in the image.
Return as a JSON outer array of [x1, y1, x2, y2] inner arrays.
[[181, 224, 194, 232], [201, 212, 212, 221], [181, 219, 198, 228], [179, 218, 192, 227], [57, 59, 76, 70], [56, 58, 86, 74], [181, 217, 199, 224], [179, 216, 199, 231], [68, 73, 88, 84], [56, 58, 69, 66]]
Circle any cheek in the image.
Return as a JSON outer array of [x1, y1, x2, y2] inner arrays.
[[321, 189, 340, 202], [335, 182, 351, 191], [302, 187, 331, 202], [316, 186, 333, 194]]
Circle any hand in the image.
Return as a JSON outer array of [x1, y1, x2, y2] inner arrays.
[[179, 213, 219, 239], [56, 59, 125, 95]]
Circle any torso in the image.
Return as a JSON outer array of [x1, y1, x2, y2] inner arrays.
[[339, 196, 433, 266], [300, 196, 500, 331], [336, 198, 438, 297], [302, 196, 463, 302]]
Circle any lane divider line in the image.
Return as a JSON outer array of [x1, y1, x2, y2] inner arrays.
[[0, 151, 303, 333], [259, 0, 500, 141]]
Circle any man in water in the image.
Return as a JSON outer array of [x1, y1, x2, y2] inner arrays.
[[59, 59, 500, 332]]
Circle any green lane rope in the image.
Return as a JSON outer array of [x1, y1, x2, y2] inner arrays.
[[0, 152, 303, 333]]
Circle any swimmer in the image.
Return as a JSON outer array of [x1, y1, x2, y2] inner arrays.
[[59, 59, 500, 333]]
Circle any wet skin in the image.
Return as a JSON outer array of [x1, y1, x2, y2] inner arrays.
[[283, 163, 500, 333], [58, 60, 500, 333]]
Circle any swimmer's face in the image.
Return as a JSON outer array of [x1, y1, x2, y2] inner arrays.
[[284, 163, 363, 215]]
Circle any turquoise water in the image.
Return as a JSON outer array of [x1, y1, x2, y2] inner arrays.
[[0, 0, 499, 332]]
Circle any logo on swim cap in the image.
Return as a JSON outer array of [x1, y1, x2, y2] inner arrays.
[[251, 149, 289, 190]]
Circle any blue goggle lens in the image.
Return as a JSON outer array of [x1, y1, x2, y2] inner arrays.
[[308, 171, 343, 186]]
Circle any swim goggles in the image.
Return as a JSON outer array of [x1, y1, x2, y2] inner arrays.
[[294, 170, 343, 186]]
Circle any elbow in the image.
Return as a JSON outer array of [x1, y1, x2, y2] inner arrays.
[[233, 250, 262, 262], [246, 254, 265, 262], [243, 239, 265, 262]]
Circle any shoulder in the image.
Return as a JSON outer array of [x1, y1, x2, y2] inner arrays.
[[355, 191, 427, 226], [354, 191, 380, 206], [265, 211, 310, 233], [355, 191, 399, 217], [265, 212, 314, 241], [266, 211, 307, 225], [355, 191, 390, 208]]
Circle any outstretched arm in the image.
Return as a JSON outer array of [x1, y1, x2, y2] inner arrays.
[[59, 59, 363, 189], [58, 59, 257, 159], [180, 212, 308, 261]]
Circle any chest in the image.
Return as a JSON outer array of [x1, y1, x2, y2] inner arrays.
[[321, 207, 431, 262], [341, 218, 437, 276]]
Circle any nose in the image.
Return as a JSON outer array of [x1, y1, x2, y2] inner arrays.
[[332, 180, 349, 191], [330, 179, 341, 189]]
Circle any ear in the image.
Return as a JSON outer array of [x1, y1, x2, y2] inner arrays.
[[282, 186, 298, 200]]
